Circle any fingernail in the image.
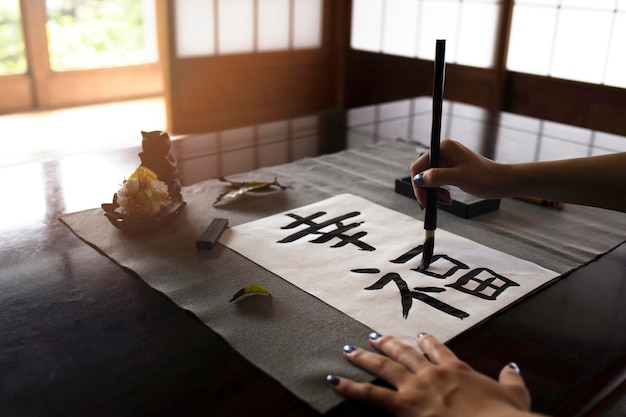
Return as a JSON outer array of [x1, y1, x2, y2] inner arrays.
[[369, 332, 382, 340], [438, 198, 453, 206], [417, 332, 427, 338], [413, 173, 425, 186], [343, 344, 356, 354], [508, 362, 520, 373], [326, 374, 340, 386]]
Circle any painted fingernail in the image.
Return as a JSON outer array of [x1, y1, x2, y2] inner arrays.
[[326, 374, 340, 386], [508, 362, 521, 374], [369, 332, 382, 340], [413, 173, 425, 186], [343, 344, 356, 354], [417, 332, 427, 338]]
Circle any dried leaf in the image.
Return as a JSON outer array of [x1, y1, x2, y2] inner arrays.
[[213, 177, 290, 206], [229, 285, 272, 303]]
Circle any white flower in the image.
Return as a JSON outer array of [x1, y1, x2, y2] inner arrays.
[[116, 167, 170, 217]]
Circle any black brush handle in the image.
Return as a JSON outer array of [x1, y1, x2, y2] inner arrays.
[[425, 39, 446, 231]]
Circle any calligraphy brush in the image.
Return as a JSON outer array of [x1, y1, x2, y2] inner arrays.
[[419, 39, 446, 271]]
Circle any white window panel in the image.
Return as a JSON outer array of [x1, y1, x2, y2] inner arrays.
[[416, 0, 460, 62], [350, 0, 384, 52], [509, 1, 626, 86], [513, 0, 559, 5], [258, 0, 290, 51], [293, 0, 323, 48], [351, 0, 498, 68], [561, 0, 615, 10], [507, 4, 556, 75], [218, 0, 254, 54], [175, 0, 215, 57], [142, 0, 159, 62], [381, 0, 419, 58], [550, 8, 612, 84], [456, 2, 499, 68], [176, 0, 322, 56], [604, 12, 626, 88]]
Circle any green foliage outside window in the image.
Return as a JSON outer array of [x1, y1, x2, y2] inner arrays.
[[46, 0, 155, 71], [0, 1, 27, 75], [0, 0, 155, 75]]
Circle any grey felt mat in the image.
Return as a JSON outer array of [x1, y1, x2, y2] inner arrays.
[[60, 139, 626, 413]]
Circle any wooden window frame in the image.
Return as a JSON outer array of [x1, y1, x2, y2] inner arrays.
[[0, 0, 162, 114]]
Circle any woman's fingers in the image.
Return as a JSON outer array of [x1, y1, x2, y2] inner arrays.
[[499, 363, 532, 410], [411, 141, 459, 209], [327, 374, 400, 414], [368, 333, 429, 374], [413, 172, 453, 209], [344, 334, 456, 380], [415, 333, 458, 365], [341, 344, 412, 386]]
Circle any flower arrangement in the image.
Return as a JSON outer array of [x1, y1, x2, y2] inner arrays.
[[116, 166, 170, 217]]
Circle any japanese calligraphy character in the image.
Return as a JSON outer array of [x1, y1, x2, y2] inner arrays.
[[446, 267, 519, 300], [278, 211, 375, 251], [353, 268, 469, 319], [391, 245, 469, 278], [352, 245, 519, 320]]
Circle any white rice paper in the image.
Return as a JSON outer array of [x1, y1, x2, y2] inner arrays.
[[221, 194, 559, 344]]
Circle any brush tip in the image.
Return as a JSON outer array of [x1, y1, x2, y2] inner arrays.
[[419, 235, 435, 271]]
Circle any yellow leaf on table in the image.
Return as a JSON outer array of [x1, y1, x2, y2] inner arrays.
[[229, 285, 272, 302], [213, 177, 290, 206]]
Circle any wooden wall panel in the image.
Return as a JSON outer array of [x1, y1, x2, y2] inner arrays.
[[344, 51, 500, 111], [344, 51, 626, 137], [168, 53, 333, 134], [504, 73, 626, 137], [344, 51, 431, 108]]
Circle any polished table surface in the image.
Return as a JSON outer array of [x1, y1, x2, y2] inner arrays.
[[1, 98, 626, 416]]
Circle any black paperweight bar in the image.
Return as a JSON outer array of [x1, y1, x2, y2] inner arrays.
[[196, 218, 229, 249], [394, 176, 500, 219]]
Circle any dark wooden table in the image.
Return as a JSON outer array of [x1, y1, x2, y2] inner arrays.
[[1, 98, 625, 416]]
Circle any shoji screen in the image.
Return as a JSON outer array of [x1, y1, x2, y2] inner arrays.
[[161, 0, 338, 134], [507, 0, 626, 88], [350, 0, 501, 69]]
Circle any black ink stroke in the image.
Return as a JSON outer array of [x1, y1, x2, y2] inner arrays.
[[359, 271, 469, 320], [278, 211, 375, 251], [446, 268, 519, 300]]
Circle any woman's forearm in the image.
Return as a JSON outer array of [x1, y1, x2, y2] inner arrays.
[[504, 153, 626, 212]]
